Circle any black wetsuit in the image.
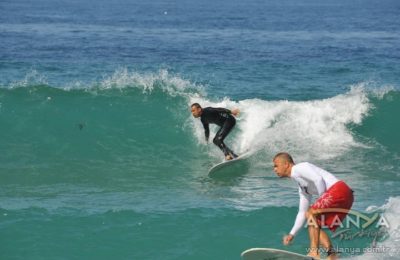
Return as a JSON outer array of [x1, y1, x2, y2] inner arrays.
[[200, 107, 238, 158]]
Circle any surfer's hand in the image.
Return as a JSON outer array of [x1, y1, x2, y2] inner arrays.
[[283, 234, 294, 245], [231, 108, 240, 117]]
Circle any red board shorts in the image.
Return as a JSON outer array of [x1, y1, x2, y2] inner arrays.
[[311, 181, 354, 232]]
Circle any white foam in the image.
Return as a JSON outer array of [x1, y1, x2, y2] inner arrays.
[[99, 68, 204, 97], [9, 69, 48, 89], [352, 196, 400, 259], [190, 86, 371, 160], [4, 68, 206, 98], [352, 81, 395, 99]]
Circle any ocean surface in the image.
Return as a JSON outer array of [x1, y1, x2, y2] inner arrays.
[[1, 0, 400, 259]]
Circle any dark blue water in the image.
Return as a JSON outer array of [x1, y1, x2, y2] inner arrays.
[[1, 0, 399, 99]]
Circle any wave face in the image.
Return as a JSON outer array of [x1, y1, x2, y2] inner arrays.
[[1, 72, 398, 209], [2, 72, 398, 169]]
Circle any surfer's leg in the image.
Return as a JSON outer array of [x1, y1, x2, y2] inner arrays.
[[319, 230, 337, 260], [213, 130, 231, 158], [305, 209, 321, 258], [213, 117, 237, 159]]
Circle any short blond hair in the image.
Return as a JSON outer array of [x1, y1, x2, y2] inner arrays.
[[273, 152, 295, 164]]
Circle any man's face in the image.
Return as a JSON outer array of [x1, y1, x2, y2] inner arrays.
[[191, 106, 202, 118], [273, 158, 289, 178]]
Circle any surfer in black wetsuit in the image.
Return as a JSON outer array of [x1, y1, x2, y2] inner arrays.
[[191, 103, 239, 160]]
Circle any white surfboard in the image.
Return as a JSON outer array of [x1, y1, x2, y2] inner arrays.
[[208, 151, 252, 177], [241, 248, 319, 260]]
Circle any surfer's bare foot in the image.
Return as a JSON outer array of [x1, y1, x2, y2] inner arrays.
[[225, 155, 233, 160], [326, 247, 338, 259], [327, 253, 338, 260], [307, 252, 320, 259]]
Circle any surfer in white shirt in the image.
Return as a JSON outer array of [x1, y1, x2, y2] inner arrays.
[[273, 152, 354, 260]]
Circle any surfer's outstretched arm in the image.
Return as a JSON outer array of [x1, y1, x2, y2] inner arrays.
[[201, 120, 210, 142]]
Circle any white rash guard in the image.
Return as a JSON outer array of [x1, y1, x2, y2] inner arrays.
[[289, 162, 339, 236]]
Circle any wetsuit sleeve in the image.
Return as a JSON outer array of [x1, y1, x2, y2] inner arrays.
[[201, 118, 209, 141], [289, 188, 312, 236], [214, 108, 231, 114]]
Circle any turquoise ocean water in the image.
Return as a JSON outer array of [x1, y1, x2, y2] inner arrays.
[[1, 0, 400, 259]]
